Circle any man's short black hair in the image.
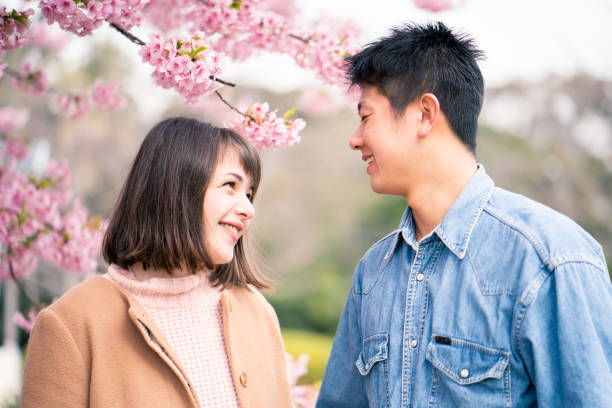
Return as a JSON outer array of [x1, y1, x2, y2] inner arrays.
[[346, 22, 485, 153]]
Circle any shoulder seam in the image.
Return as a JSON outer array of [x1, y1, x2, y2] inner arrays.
[[482, 205, 552, 270]]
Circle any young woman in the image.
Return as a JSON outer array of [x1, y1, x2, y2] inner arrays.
[[21, 117, 292, 408]]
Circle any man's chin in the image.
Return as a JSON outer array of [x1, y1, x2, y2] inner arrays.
[[370, 179, 405, 196]]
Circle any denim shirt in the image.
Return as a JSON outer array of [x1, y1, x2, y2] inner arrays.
[[317, 166, 612, 408]]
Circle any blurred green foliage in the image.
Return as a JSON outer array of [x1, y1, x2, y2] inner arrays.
[[269, 194, 407, 335], [270, 123, 612, 340]]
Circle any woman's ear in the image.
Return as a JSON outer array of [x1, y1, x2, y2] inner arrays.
[[416, 93, 440, 138]]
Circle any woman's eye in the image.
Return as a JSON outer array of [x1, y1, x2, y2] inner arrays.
[[223, 181, 235, 188], [246, 192, 253, 202], [360, 114, 370, 122]]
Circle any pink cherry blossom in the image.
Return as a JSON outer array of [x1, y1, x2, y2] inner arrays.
[[143, 0, 360, 87], [90, 79, 127, 110], [50, 78, 126, 119], [39, 0, 149, 36], [11, 62, 47, 94], [0, 7, 35, 56], [13, 308, 38, 332], [231, 102, 305, 150], [1, 137, 104, 281], [0, 107, 29, 133], [53, 92, 91, 119], [413, 0, 458, 12], [286, 353, 318, 408], [140, 32, 226, 103]]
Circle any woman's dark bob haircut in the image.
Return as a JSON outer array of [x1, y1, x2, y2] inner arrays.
[[102, 117, 269, 288]]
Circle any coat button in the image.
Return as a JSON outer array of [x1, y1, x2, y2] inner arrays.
[[460, 369, 469, 378], [239, 372, 247, 387]]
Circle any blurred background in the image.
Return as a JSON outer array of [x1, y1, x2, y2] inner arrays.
[[1, 0, 612, 401]]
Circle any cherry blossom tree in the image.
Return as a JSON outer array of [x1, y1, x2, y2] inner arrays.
[[1, 0, 457, 404]]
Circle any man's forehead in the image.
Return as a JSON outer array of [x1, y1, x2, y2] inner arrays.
[[356, 86, 383, 112]]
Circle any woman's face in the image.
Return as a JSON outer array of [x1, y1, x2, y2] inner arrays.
[[203, 151, 255, 265]]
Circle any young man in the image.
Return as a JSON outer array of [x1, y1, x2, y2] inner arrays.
[[316, 22, 612, 407]]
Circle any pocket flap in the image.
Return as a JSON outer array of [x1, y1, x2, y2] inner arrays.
[[355, 333, 389, 375], [425, 335, 509, 385]]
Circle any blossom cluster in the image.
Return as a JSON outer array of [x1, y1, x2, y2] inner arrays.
[[143, 0, 360, 87], [9, 62, 126, 119], [39, 0, 148, 36], [140, 32, 226, 103], [289, 22, 361, 86], [0, 133, 104, 281], [286, 353, 318, 408], [54, 79, 127, 119], [232, 103, 305, 150], [0, 7, 34, 56], [11, 62, 47, 95]]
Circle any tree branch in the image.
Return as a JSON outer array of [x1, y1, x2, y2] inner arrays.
[[108, 22, 145, 45], [214, 90, 256, 121], [288, 33, 311, 44], [8, 258, 38, 309]]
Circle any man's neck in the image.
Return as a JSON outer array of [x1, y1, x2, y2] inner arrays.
[[408, 158, 478, 242]]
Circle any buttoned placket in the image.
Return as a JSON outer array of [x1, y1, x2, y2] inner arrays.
[[128, 308, 200, 408], [401, 234, 443, 407]]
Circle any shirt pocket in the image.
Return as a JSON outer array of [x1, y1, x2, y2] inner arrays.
[[425, 335, 511, 408], [355, 333, 390, 408]]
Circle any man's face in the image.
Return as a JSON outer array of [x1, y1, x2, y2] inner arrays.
[[349, 85, 421, 196]]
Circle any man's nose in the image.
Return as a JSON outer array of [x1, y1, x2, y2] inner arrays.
[[349, 127, 363, 151]]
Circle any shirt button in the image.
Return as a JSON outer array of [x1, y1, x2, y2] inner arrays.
[[410, 339, 418, 347], [239, 372, 247, 387], [416, 273, 424, 281], [460, 369, 469, 378]]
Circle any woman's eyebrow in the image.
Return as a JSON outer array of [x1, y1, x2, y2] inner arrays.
[[223, 172, 244, 181]]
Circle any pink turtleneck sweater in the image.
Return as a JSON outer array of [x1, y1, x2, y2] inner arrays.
[[105, 264, 239, 408]]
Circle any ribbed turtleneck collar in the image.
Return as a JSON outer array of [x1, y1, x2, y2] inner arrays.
[[105, 264, 221, 309]]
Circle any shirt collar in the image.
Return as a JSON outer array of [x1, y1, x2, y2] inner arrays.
[[399, 165, 494, 259]]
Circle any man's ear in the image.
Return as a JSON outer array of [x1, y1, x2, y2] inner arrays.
[[416, 93, 440, 138]]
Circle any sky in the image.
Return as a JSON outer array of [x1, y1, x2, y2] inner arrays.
[[223, 0, 612, 92], [47, 0, 612, 119]]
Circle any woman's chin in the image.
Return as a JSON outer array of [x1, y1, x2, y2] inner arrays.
[[212, 253, 235, 266]]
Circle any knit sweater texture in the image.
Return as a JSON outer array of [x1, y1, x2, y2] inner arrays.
[[105, 264, 239, 408]]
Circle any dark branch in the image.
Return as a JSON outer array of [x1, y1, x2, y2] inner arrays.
[[8, 259, 38, 309], [289, 33, 311, 44], [212, 77, 236, 87], [214, 91, 256, 121], [108, 22, 145, 45]]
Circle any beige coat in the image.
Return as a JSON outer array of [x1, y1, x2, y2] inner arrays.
[[21, 276, 292, 408]]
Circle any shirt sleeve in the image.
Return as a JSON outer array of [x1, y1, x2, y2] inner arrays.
[[21, 307, 89, 408], [316, 266, 368, 408], [517, 261, 612, 407]]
